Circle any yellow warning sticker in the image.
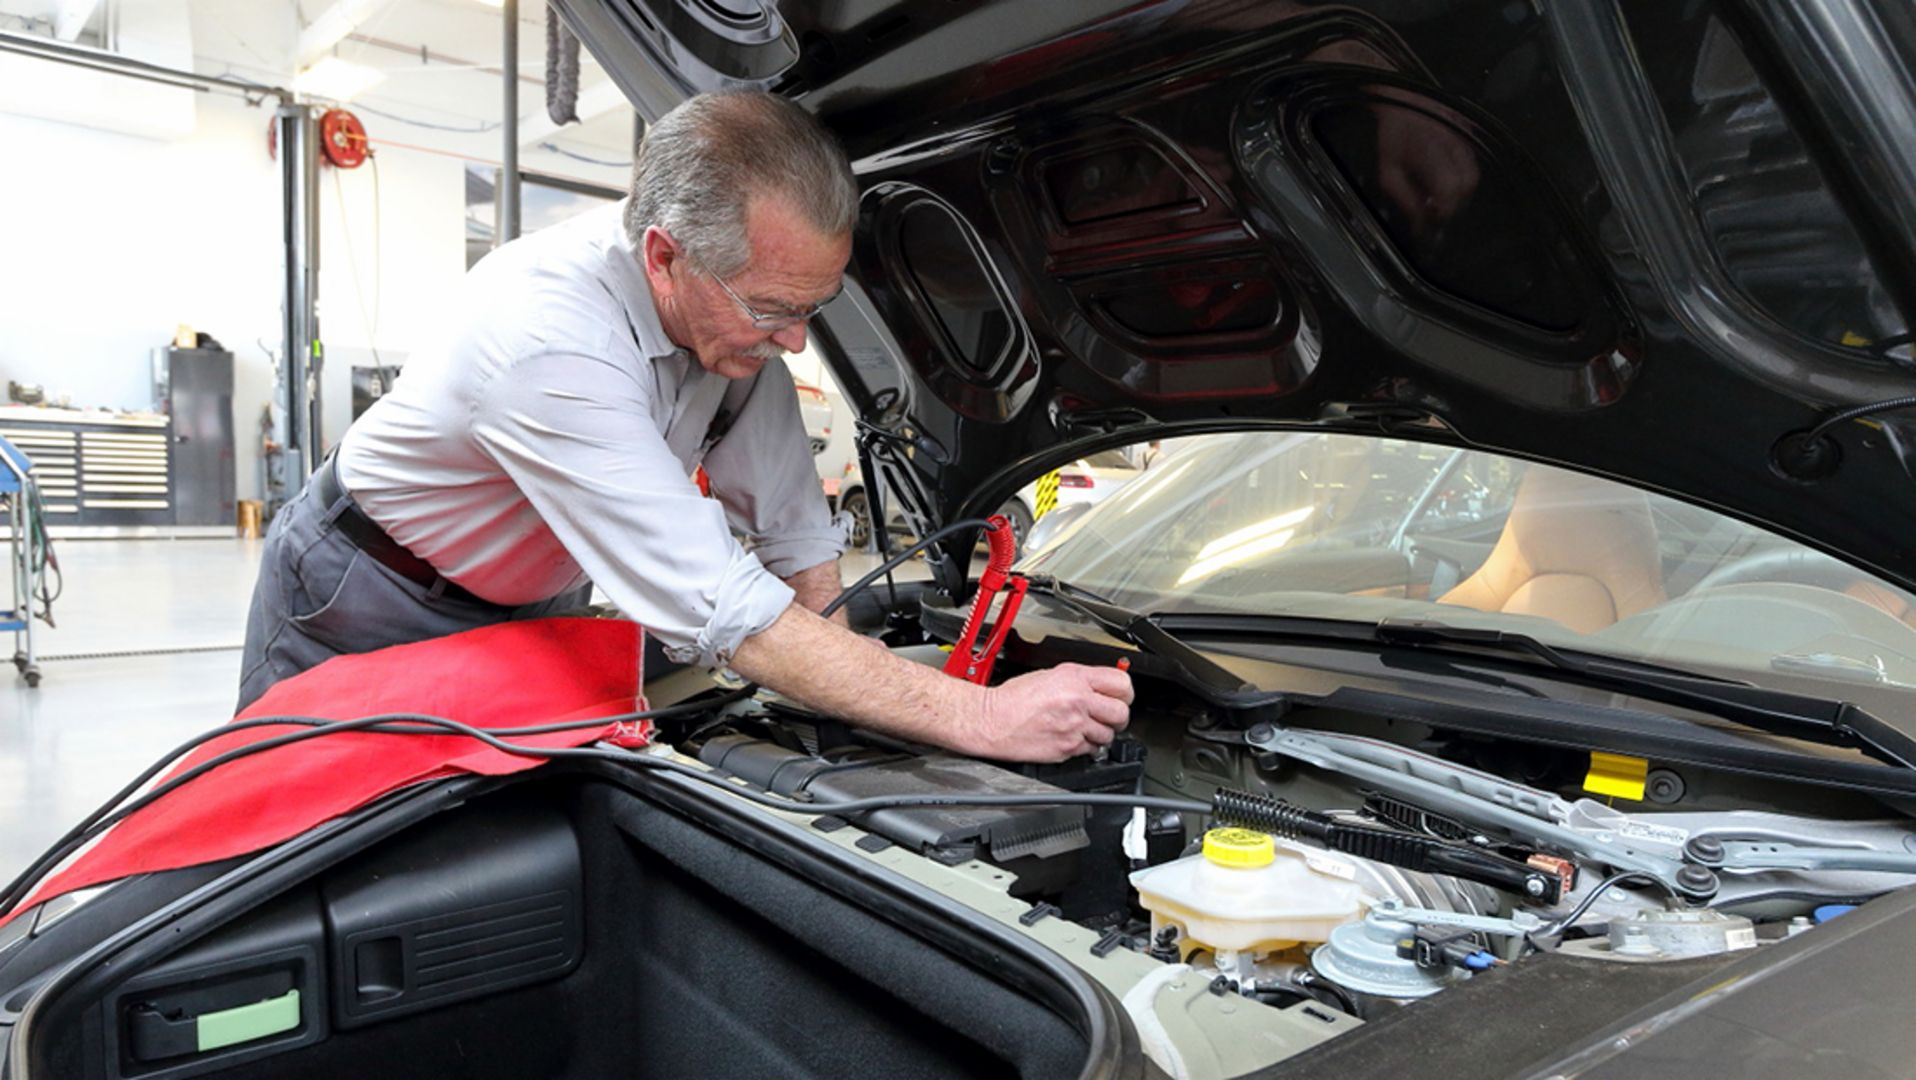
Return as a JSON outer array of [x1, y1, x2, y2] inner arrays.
[[1033, 469, 1061, 518], [1584, 751, 1649, 801]]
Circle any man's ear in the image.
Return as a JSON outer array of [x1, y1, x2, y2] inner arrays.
[[641, 226, 678, 298]]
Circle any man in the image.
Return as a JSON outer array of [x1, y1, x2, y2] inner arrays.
[[238, 90, 1131, 762]]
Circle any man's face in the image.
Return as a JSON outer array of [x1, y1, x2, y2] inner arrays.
[[646, 194, 852, 379]]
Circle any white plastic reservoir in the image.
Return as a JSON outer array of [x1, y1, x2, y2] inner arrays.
[[1129, 827, 1372, 956]]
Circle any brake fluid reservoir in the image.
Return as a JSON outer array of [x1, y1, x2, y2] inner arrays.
[[1130, 828, 1372, 956]]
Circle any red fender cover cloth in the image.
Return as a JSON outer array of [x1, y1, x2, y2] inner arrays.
[[4, 618, 652, 927]]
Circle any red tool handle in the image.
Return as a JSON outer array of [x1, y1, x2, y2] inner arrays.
[[944, 515, 1027, 684]]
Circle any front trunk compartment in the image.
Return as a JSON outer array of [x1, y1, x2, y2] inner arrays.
[[7, 771, 1122, 1079]]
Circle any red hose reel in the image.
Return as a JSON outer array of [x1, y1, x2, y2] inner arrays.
[[266, 108, 371, 168], [319, 108, 370, 168]]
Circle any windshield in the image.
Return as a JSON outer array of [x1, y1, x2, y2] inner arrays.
[[1083, 450, 1138, 469], [1023, 433, 1916, 699]]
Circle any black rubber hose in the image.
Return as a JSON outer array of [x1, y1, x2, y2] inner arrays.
[[1806, 394, 1916, 441], [821, 517, 996, 619], [1, 706, 1210, 919]]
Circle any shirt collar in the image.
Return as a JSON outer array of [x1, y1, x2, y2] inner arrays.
[[601, 200, 683, 364]]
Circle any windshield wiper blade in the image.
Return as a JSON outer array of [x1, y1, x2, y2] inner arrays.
[[1020, 576, 1287, 713], [1368, 617, 1916, 769]]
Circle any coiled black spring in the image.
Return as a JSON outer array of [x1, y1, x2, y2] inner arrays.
[[1211, 789, 1332, 842]]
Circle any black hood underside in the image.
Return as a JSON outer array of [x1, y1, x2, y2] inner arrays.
[[557, 0, 1916, 592]]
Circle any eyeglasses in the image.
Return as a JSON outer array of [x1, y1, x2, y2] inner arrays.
[[704, 266, 842, 332]]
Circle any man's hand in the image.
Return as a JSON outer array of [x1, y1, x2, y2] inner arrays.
[[731, 603, 1132, 763], [964, 663, 1133, 762]]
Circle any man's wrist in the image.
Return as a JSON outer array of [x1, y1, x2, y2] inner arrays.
[[957, 682, 997, 758]]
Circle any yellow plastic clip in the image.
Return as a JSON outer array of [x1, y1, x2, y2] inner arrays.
[[1584, 751, 1649, 801]]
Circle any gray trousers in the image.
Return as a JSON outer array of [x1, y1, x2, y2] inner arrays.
[[236, 476, 591, 713]]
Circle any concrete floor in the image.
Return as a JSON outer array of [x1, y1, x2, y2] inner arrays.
[[0, 537, 929, 886]]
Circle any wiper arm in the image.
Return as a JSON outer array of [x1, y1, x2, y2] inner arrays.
[[1020, 576, 1287, 714], [1372, 618, 1916, 769]]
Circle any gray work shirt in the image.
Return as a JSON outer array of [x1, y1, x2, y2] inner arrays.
[[336, 201, 846, 668]]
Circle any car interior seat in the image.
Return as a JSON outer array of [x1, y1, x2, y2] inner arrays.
[[1844, 580, 1916, 629], [1436, 465, 1666, 634]]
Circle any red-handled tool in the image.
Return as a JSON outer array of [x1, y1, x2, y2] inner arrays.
[[943, 514, 1029, 684]]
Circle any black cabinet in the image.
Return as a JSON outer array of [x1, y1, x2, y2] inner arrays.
[[154, 347, 237, 527]]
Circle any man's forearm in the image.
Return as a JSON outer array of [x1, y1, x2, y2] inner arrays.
[[732, 601, 1135, 763], [732, 602, 984, 749], [783, 558, 849, 626]]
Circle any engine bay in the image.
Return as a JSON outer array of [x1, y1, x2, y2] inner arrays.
[[12, 628, 1916, 1080], [667, 639, 1916, 1071]]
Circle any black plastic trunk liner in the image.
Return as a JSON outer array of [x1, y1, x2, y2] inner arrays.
[[601, 786, 1091, 1079]]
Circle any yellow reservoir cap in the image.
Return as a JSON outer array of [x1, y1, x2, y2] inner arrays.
[[1202, 827, 1276, 868]]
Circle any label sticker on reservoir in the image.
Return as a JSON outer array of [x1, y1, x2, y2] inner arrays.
[[1617, 820, 1690, 847], [1304, 852, 1358, 880], [1725, 927, 1758, 950]]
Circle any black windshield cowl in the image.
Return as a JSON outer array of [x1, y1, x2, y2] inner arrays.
[[1155, 612, 1916, 771]]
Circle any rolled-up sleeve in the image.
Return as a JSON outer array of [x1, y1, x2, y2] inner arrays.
[[471, 351, 794, 668], [701, 358, 849, 579]]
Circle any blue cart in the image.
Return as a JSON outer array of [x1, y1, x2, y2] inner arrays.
[[1, 435, 47, 687]]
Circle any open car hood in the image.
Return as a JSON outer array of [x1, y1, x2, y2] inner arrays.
[[555, 0, 1916, 592]]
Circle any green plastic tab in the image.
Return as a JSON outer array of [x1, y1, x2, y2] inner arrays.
[[196, 989, 300, 1053]]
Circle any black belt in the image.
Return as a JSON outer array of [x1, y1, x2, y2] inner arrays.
[[313, 459, 492, 606]]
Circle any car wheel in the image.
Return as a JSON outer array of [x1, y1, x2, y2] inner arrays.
[[841, 489, 875, 552], [998, 501, 1034, 557]]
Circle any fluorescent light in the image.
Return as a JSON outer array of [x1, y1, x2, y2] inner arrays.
[[1177, 527, 1302, 586], [53, 0, 101, 41], [1193, 506, 1314, 562], [1177, 505, 1316, 587], [1116, 457, 1199, 517], [293, 57, 387, 102]]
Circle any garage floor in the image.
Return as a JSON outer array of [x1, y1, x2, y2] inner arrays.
[[0, 538, 929, 886]]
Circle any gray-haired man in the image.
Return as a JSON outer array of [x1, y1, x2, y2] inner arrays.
[[238, 90, 1132, 762]]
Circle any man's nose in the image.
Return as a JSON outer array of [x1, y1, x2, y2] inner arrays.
[[770, 322, 808, 354]]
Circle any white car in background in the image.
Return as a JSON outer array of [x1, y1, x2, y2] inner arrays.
[[831, 448, 1141, 554], [795, 380, 833, 457]]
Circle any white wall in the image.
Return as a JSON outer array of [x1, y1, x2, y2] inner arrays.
[[0, 0, 198, 140], [0, 86, 283, 498], [314, 135, 465, 463], [0, 47, 614, 505], [0, 85, 475, 503]]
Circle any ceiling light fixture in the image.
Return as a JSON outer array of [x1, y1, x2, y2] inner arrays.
[[292, 57, 387, 102]]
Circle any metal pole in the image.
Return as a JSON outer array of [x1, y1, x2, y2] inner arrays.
[[275, 103, 323, 507], [0, 29, 290, 100], [499, 0, 521, 245]]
